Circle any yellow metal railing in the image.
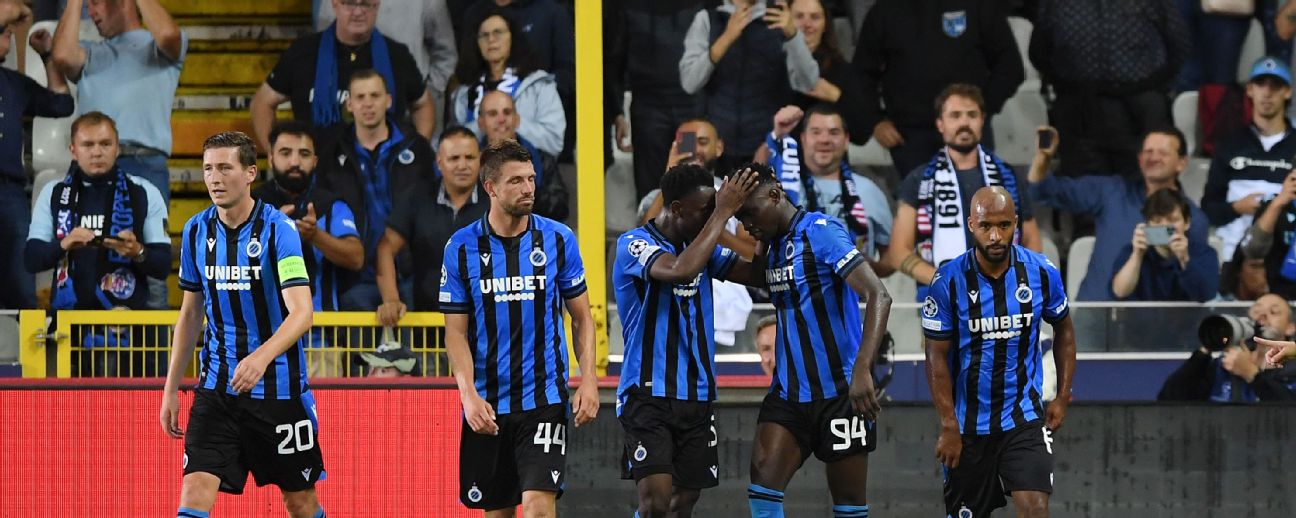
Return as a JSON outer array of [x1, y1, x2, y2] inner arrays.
[[21, 310, 448, 378]]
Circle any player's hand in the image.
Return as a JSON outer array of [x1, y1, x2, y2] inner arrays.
[[872, 119, 904, 148], [230, 351, 271, 393], [571, 380, 599, 427], [60, 227, 96, 251], [716, 168, 760, 216], [763, 0, 795, 39], [297, 203, 319, 243], [377, 301, 407, 327], [159, 391, 183, 438], [848, 370, 881, 423], [463, 392, 499, 435], [1233, 193, 1264, 216], [1257, 337, 1296, 367], [772, 105, 804, 140], [1045, 397, 1069, 431], [935, 427, 962, 469], [1131, 223, 1148, 254]]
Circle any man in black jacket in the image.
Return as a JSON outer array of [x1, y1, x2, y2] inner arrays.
[[1158, 293, 1296, 402], [853, 0, 1023, 176], [1029, 0, 1188, 178], [318, 69, 434, 311]]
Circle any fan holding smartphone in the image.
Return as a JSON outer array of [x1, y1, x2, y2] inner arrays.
[[1110, 189, 1220, 301]]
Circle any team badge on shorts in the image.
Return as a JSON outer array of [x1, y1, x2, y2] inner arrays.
[[633, 443, 648, 462], [467, 483, 483, 503], [958, 505, 974, 518], [943, 10, 967, 37]]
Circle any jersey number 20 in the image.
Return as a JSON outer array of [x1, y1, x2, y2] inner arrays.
[[276, 420, 316, 454], [829, 417, 868, 451]]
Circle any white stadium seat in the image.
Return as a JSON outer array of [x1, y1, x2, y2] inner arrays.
[[1066, 236, 1095, 298], [991, 90, 1048, 166], [1172, 91, 1198, 156]]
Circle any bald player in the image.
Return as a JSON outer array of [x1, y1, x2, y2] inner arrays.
[[921, 186, 1077, 518]]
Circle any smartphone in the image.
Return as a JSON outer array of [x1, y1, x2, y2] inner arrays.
[[1037, 128, 1053, 150], [678, 131, 698, 155], [1145, 225, 1174, 246]]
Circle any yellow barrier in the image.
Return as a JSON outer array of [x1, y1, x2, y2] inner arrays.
[[35, 310, 447, 379], [575, 0, 609, 373]]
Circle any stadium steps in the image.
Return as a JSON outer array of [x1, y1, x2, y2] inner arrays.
[[160, 0, 312, 307]]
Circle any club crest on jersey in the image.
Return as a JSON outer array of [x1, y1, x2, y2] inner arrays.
[[943, 10, 967, 37], [246, 238, 263, 258], [99, 267, 137, 299], [784, 240, 796, 259], [467, 484, 483, 502], [633, 443, 647, 462], [1015, 284, 1033, 304], [398, 149, 415, 165], [529, 248, 548, 267]]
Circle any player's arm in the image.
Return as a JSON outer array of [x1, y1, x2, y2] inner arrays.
[[446, 312, 498, 435], [722, 245, 767, 288], [1047, 314, 1077, 431], [230, 285, 313, 393], [375, 228, 408, 326], [648, 170, 758, 283], [843, 258, 892, 421], [564, 292, 600, 427], [886, 202, 936, 285], [159, 289, 205, 438], [924, 335, 962, 468]]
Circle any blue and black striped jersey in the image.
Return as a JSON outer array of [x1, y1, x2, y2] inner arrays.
[[922, 246, 1069, 435], [439, 214, 587, 415], [178, 200, 312, 400], [764, 210, 868, 402], [612, 221, 738, 406]]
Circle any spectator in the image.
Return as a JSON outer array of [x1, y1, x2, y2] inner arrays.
[[1029, 0, 1187, 178], [450, 10, 565, 157], [760, 104, 893, 274], [1030, 127, 1212, 301], [1158, 293, 1296, 402], [1239, 168, 1296, 300], [50, 0, 185, 206], [462, 0, 575, 159], [24, 112, 170, 311], [318, 69, 434, 311], [755, 314, 777, 377], [888, 84, 1039, 299], [315, 0, 457, 136], [0, 23, 73, 309], [374, 126, 488, 324], [477, 90, 567, 221], [1204, 57, 1296, 262], [252, 0, 433, 152], [788, 0, 867, 143], [679, 0, 819, 164], [1218, 255, 1269, 301], [1110, 188, 1219, 301], [604, 0, 707, 201], [853, 0, 1023, 176], [1181, 0, 1288, 142]]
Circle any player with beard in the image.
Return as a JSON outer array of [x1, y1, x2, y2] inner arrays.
[[889, 84, 1040, 301], [732, 163, 891, 518], [442, 139, 599, 516], [922, 186, 1077, 518]]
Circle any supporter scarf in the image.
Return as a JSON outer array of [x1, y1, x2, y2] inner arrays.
[[765, 132, 870, 239], [313, 23, 397, 127], [464, 66, 522, 123], [51, 163, 136, 310], [915, 145, 1020, 269], [1280, 202, 1296, 282]]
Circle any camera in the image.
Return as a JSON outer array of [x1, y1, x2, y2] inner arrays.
[[1198, 314, 1260, 351]]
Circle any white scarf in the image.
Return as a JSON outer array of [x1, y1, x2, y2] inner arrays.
[[918, 145, 1011, 268]]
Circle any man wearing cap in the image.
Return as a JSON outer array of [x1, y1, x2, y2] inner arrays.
[[1203, 56, 1296, 266], [361, 341, 419, 377]]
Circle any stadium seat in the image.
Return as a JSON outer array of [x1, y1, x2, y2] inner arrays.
[[1066, 236, 1095, 298], [25, 21, 80, 175], [1172, 91, 1198, 156], [1181, 157, 1210, 206], [0, 315, 17, 362], [30, 169, 60, 207], [990, 90, 1048, 166], [1237, 18, 1266, 84], [1209, 234, 1226, 264], [1040, 234, 1061, 269], [1007, 16, 1039, 89], [882, 271, 916, 304], [604, 159, 639, 235]]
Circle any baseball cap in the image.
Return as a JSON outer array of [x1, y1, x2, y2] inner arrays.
[[1249, 57, 1292, 85], [360, 341, 420, 375]]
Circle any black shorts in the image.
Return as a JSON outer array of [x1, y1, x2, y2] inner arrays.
[[617, 387, 719, 489], [944, 420, 1055, 517], [459, 403, 568, 510], [756, 392, 876, 464], [183, 389, 325, 494]]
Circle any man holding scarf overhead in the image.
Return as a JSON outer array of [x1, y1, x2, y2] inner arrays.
[[888, 84, 1041, 299], [24, 112, 170, 312], [252, 0, 433, 152]]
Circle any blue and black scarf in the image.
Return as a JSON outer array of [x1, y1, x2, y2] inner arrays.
[[51, 163, 137, 309], [313, 23, 397, 127]]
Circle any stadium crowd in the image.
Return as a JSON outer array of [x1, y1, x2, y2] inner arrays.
[[2, 0, 1296, 388]]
